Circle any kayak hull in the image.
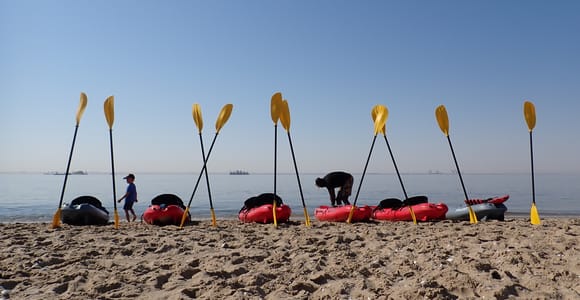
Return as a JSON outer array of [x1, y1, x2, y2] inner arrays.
[[372, 202, 448, 222], [61, 196, 109, 226], [314, 205, 372, 222], [446, 203, 507, 221], [61, 203, 109, 225], [239, 204, 292, 224], [143, 204, 189, 226]]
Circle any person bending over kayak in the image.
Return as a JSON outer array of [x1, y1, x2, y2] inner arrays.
[[315, 171, 353, 206]]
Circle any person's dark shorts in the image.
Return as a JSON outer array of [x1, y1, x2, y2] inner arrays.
[[124, 201, 134, 210]]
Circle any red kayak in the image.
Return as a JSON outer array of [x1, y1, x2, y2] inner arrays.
[[372, 202, 448, 222], [239, 204, 292, 224], [314, 205, 372, 222], [464, 194, 509, 205], [143, 204, 190, 226], [143, 194, 190, 226]]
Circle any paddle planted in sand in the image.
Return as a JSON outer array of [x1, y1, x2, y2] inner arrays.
[[280, 99, 311, 226], [270, 93, 283, 227], [180, 104, 233, 228], [524, 101, 540, 225], [192, 104, 217, 227], [347, 105, 387, 223], [372, 105, 417, 224], [104, 96, 120, 229], [435, 105, 477, 224], [51, 93, 88, 229]]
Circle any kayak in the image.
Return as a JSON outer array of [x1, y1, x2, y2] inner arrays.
[[446, 195, 509, 221], [314, 205, 372, 222], [463, 194, 509, 205], [446, 203, 507, 221], [238, 193, 291, 224], [239, 204, 292, 224], [372, 202, 448, 222], [61, 195, 109, 225], [143, 194, 190, 226]]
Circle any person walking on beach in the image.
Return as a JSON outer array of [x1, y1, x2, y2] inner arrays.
[[118, 173, 138, 222], [315, 171, 354, 206]]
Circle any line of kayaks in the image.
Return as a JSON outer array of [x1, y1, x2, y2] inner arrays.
[[60, 194, 509, 226], [239, 194, 509, 223]]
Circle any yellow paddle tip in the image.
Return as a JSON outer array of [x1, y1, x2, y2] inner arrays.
[[51, 210, 62, 229], [467, 206, 478, 224], [346, 205, 356, 224], [530, 204, 541, 225]]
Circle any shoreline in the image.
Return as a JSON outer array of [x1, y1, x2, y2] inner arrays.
[[1, 212, 579, 225], [1, 218, 579, 299]]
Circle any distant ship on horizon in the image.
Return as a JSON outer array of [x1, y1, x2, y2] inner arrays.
[[44, 170, 88, 175], [229, 170, 249, 175]]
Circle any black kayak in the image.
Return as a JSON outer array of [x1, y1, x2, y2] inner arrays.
[[61, 196, 109, 225], [446, 203, 507, 221]]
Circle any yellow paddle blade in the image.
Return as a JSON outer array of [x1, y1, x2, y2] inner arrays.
[[179, 207, 190, 228], [435, 105, 449, 136], [280, 100, 291, 132], [272, 201, 278, 227], [114, 209, 120, 229], [270, 92, 282, 124], [371, 105, 386, 134], [210, 208, 217, 227], [524, 101, 536, 132], [51, 208, 62, 229], [468, 206, 478, 224], [76, 92, 88, 125], [104, 96, 115, 129], [346, 205, 355, 223], [192, 103, 203, 133], [303, 207, 311, 227], [530, 203, 541, 225], [408, 206, 417, 225], [215, 103, 233, 132], [373, 106, 387, 135]]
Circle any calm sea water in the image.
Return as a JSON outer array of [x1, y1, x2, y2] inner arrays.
[[1, 173, 578, 222]]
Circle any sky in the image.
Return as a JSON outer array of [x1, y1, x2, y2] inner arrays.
[[1, 0, 579, 175]]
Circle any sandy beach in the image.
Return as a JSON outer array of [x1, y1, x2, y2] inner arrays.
[[1, 217, 578, 299]]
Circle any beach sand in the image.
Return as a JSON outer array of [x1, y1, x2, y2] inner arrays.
[[1, 218, 578, 299]]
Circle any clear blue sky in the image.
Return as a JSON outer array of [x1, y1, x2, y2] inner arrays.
[[1, 0, 579, 174]]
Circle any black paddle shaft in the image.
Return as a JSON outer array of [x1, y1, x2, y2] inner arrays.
[[529, 132, 536, 204], [108, 129, 117, 210], [273, 124, 278, 204], [198, 133, 214, 209], [57, 125, 80, 208], [383, 134, 409, 200], [186, 133, 218, 209], [352, 135, 378, 206], [286, 132, 307, 208], [446, 136, 469, 201]]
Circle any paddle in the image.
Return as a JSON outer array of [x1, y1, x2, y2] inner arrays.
[[104, 96, 120, 229], [347, 105, 387, 223], [51, 92, 88, 228], [270, 93, 283, 227], [180, 104, 233, 228], [524, 101, 540, 225], [280, 99, 311, 226], [192, 104, 218, 227], [435, 105, 477, 224], [372, 105, 417, 224]]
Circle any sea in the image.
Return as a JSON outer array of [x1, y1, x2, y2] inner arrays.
[[1, 173, 578, 223]]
